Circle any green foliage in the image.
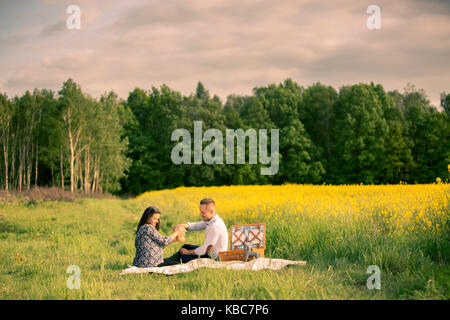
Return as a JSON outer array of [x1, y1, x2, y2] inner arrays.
[[299, 82, 337, 170], [0, 79, 449, 194], [441, 92, 450, 116], [328, 83, 388, 184], [0, 79, 129, 194], [403, 85, 450, 183]]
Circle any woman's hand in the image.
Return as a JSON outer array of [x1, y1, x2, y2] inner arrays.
[[175, 227, 186, 242]]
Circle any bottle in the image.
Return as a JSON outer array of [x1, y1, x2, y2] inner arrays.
[[177, 227, 186, 242]]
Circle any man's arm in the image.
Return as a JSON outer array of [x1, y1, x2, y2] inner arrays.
[[174, 221, 206, 232], [193, 226, 220, 256], [186, 221, 207, 231], [179, 224, 220, 256]]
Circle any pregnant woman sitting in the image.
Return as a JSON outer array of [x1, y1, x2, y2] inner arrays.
[[133, 206, 186, 268]]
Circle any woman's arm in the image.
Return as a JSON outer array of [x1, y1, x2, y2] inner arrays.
[[144, 225, 182, 247]]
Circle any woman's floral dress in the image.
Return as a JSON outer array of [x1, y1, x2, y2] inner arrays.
[[133, 224, 172, 267]]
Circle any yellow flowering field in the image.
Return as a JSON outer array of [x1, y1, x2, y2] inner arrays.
[[136, 183, 449, 238]]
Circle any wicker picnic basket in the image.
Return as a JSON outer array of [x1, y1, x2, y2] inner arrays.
[[218, 223, 266, 262]]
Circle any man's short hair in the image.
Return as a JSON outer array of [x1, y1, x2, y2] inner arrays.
[[200, 198, 215, 206]]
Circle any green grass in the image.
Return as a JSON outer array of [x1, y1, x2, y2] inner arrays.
[[0, 197, 448, 299]]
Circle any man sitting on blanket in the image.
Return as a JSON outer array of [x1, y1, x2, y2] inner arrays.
[[170, 198, 228, 263]]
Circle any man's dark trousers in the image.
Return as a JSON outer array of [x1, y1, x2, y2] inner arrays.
[[169, 244, 209, 263]]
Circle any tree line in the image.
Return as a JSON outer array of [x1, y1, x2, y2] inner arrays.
[[0, 79, 448, 195], [0, 80, 129, 194]]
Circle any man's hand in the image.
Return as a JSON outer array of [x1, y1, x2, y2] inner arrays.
[[179, 248, 195, 255]]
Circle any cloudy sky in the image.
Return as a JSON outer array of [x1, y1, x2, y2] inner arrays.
[[1, 0, 449, 108]]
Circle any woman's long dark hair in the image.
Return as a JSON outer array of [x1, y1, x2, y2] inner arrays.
[[136, 206, 161, 233]]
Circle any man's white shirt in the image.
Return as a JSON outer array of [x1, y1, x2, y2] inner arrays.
[[187, 214, 228, 259]]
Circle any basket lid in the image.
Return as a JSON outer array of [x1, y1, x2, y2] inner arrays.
[[230, 223, 265, 250]]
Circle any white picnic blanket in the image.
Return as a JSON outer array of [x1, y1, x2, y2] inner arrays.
[[120, 258, 306, 276]]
